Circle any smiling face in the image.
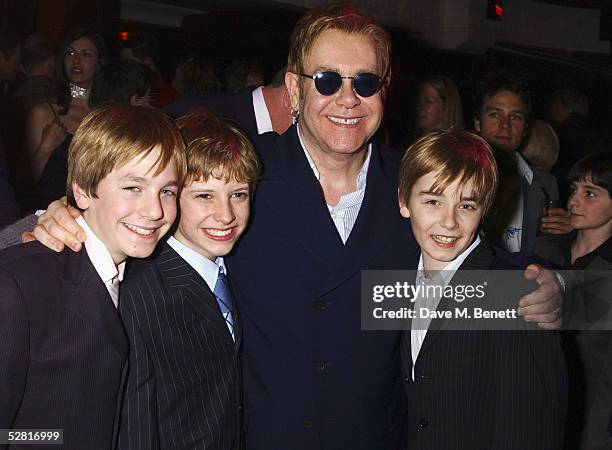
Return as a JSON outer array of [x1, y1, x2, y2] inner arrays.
[[474, 90, 528, 153], [568, 178, 612, 234], [286, 29, 383, 162], [174, 176, 250, 261], [400, 171, 483, 271], [64, 37, 99, 88], [73, 145, 179, 265], [415, 83, 445, 133]]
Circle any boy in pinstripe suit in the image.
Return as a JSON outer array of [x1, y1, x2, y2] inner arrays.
[[398, 129, 566, 449], [117, 110, 260, 450]]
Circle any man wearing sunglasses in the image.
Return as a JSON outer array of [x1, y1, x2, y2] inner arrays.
[[29, 4, 565, 450], [229, 4, 563, 450]]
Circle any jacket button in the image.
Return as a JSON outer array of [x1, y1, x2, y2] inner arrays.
[[420, 375, 431, 381], [238, 404, 243, 412], [404, 375, 410, 383], [418, 417, 428, 429], [304, 420, 313, 429], [314, 300, 327, 311]]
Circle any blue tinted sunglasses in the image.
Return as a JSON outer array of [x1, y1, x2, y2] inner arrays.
[[298, 71, 383, 97]]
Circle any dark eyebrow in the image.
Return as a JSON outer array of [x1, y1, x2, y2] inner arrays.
[[581, 183, 603, 191], [461, 196, 478, 202], [484, 106, 525, 116]]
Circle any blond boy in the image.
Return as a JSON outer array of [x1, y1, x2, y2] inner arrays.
[[0, 105, 186, 449]]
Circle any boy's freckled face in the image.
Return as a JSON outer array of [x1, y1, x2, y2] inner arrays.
[[174, 176, 250, 261], [399, 172, 483, 271], [568, 179, 612, 232], [74, 145, 179, 265]]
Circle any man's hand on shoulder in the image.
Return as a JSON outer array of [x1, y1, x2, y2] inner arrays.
[[24, 197, 85, 252], [517, 264, 563, 330]]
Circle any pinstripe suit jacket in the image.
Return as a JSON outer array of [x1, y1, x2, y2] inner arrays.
[[117, 243, 242, 450], [400, 241, 567, 450]]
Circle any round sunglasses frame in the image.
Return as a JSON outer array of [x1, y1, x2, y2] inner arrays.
[[298, 71, 383, 98]]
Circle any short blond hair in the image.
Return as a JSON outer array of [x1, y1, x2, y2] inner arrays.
[[399, 130, 498, 216], [520, 119, 559, 172], [67, 105, 187, 206], [175, 109, 260, 189], [287, 3, 391, 95], [421, 75, 464, 131]]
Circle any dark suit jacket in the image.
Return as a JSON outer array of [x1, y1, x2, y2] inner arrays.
[[400, 241, 567, 450], [521, 166, 559, 254], [228, 125, 420, 450], [0, 135, 19, 229], [563, 238, 612, 450], [117, 242, 242, 450], [164, 91, 258, 141], [0, 242, 128, 450]]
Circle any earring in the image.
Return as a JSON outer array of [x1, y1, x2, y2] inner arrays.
[[291, 109, 300, 125]]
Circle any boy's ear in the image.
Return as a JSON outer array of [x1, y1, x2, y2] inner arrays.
[[398, 192, 410, 219], [72, 182, 91, 211], [473, 114, 481, 133]]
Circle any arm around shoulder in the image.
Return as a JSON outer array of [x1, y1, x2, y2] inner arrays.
[[0, 214, 38, 250]]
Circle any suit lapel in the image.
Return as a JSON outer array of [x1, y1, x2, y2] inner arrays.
[[320, 143, 412, 295], [157, 243, 237, 345], [257, 126, 346, 274], [259, 128, 415, 297], [521, 178, 543, 252], [63, 249, 128, 359], [416, 241, 494, 357], [235, 91, 258, 139]]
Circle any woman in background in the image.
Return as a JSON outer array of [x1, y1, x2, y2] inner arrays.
[[414, 75, 464, 135], [24, 28, 106, 208]]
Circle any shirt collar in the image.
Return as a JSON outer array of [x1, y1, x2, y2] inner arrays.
[[252, 86, 273, 135], [76, 215, 125, 284], [167, 235, 225, 291], [417, 234, 481, 284], [516, 152, 533, 185], [296, 123, 371, 185]]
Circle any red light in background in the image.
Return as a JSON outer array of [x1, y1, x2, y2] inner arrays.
[[495, 4, 503, 17], [119, 31, 129, 41]]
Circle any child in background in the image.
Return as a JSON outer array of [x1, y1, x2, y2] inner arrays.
[[559, 152, 612, 450]]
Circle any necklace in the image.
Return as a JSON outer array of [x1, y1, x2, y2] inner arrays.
[[70, 83, 90, 100]]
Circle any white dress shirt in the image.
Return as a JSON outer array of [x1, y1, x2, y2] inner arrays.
[[252, 86, 273, 135], [297, 124, 371, 244], [502, 153, 534, 253], [167, 236, 234, 340], [76, 215, 125, 308], [410, 235, 481, 378]]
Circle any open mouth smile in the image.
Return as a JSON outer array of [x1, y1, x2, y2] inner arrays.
[[328, 116, 361, 125], [123, 222, 160, 237], [432, 235, 459, 245]]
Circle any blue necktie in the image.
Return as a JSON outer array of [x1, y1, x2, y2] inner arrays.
[[213, 266, 235, 340]]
